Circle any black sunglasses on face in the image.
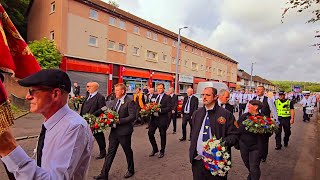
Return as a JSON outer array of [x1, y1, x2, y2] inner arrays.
[[28, 88, 53, 96]]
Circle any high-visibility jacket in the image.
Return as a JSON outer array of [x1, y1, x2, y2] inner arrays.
[[275, 99, 291, 117]]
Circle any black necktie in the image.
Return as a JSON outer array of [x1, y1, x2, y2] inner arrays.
[[115, 100, 121, 112], [37, 124, 46, 167], [202, 112, 211, 142], [156, 95, 160, 103]]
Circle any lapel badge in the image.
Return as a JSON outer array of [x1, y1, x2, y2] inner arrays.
[[217, 116, 226, 124]]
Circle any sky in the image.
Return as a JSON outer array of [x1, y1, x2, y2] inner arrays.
[[102, 0, 319, 82]]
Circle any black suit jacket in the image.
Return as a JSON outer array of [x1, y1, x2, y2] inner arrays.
[[151, 94, 171, 126], [224, 103, 234, 114], [80, 92, 106, 117], [146, 93, 157, 103], [110, 95, 136, 136], [182, 95, 199, 115], [74, 86, 80, 96], [189, 105, 239, 163], [169, 94, 178, 111]]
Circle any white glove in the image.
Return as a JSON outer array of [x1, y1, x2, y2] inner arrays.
[[153, 112, 159, 117]]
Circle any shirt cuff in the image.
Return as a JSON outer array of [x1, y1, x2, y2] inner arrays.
[[1, 146, 31, 172]]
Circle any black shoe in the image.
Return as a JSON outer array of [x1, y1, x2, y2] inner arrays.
[[275, 146, 282, 150], [93, 174, 108, 180], [284, 143, 288, 147], [158, 152, 164, 158], [179, 138, 186, 141], [124, 171, 135, 178], [95, 154, 106, 160], [261, 158, 266, 162], [149, 150, 159, 157]]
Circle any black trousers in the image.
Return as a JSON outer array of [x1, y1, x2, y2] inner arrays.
[[73, 103, 79, 111], [239, 103, 247, 117], [148, 119, 167, 153], [275, 117, 291, 147], [101, 132, 134, 177], [182, 114, 192, 139], [303, 107, 310, 121], [259, 136, 269, 160], [192, 160, 227, 180], [239, 141, 261, 180], [168, 111, 177, 132], [94, 132, 106, 155]]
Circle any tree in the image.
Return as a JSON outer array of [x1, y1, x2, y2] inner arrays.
[[108, 0, 119, 8], [28, 38, 62, 69], [282, 0, 320, 50], [0, 0, 30, 40]]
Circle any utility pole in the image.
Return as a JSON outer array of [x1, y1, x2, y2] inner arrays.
[[174, 27, 188, 94]]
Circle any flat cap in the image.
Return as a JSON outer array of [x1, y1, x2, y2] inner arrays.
[[18, 69, 71, 93]]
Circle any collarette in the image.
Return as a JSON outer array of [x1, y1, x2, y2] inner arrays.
[[205, 103, 216, 112], [43, 104, 69, 131], [117, 94, 126, 103], [89, 91, 98, 97]]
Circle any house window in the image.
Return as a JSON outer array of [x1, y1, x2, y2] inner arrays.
[[192, 47, 194, 53], [109, 17, 116, 25], [108, 40, 115, 49], [163, 37, 168, 44], [88, 36, 98, 46], [50, 2, 55, 13], [133, 47, 139, 55], [147, 50, 157, 61], [146, 31, 152, 38], [49, 31, 54, 40], [134, 26, 139, 34], [153, 33, 158, 41], [162, 55, 167, 62], [89, 9, 98, 20], [118, 43, 125, 52], [119, 20, 126, 29], [191, 62, 198, 70]]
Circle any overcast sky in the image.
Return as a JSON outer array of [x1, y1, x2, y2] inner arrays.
[[102, 0, 319, 82]]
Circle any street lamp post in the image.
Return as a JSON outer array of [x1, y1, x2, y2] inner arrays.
[[249, 62, 255, 90], [175, 27, 188, 94]]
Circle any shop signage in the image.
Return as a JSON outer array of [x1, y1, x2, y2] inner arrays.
[[179, 74, 194, 83]]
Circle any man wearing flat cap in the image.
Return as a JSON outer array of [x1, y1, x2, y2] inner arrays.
[[0, 69, 94, 179]]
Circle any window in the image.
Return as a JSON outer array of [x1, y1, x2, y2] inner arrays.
[[185, 45, 188, 51], [50, 31, 54, 40], [153, 33, 158, 41], [108, 40, 115, 49], [162, 55, 167, 62], [119, 20, 126, 29], [89, 9, 98, 20], [146, 31, 152, 38], [118, 43, 125, 52], [109, 17, 116, 25], [192, 47, 195, 53], [134, 26, 139, 34], [173, 41, 177, 47], [191, 62, 198, 70], [184, 60, 188, 67], [50, 2, 55, 13], [218, 69, 222, 76], [163, 37, 168, 44], [133, 47, 139, 55], [89, 36, 98, 46], [147, 50, 157, 60], [200, 65, 204, 71], [209, 67, 212, 71]]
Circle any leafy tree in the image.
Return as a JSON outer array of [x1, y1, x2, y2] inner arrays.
[[108, 0, 119, 8], [0, 0, 30, 40], [282, 0, 320, 50], [271, 80, 320, 92], [28, 38, 62, 69]]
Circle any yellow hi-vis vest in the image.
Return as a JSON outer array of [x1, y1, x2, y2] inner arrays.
[[275, 99, 291, 117], [134, 93, 144, 108]]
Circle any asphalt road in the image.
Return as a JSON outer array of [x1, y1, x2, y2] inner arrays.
[[0, 104, 319, 180]]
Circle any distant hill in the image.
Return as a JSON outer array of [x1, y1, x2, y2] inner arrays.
[[270, 81, 320, 92]]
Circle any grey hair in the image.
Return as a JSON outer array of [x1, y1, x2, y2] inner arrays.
[[219, 89, 229, 96]]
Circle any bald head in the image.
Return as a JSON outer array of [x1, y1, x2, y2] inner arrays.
[[149, 88, 154, 94], [89, 82, 99, 93], [187, 88, 194, 96]]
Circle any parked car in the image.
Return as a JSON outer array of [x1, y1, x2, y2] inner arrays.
[[177, 94, 185, 117]]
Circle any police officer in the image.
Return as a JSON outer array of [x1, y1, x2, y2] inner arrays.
[[275, 91, 295, 150]]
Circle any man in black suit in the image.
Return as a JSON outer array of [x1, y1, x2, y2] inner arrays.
[[167, 87, 178, 134], [189, 87, 239, 180], [180, 88, 198, 141], [73, 82, 80, 110], [94, 83, 136, 180], [218, 89, 234, 113], [148, 83, 171, 158], [80, 82, 107, 159]]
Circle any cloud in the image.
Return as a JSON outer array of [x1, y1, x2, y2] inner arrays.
[[102, 0, 319, 82]]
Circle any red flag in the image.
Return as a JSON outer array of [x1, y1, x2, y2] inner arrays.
[[0, 4, 41, 79]]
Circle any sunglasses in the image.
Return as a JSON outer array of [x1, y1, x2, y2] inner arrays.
[[28, 88, 53, 96]]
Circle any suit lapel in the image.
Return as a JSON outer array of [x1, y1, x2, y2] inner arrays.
[[194, 108, 206, 139]]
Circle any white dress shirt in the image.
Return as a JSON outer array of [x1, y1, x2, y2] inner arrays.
[[1, 104, 94, 180], [244, 96, 278, 120], [196, 107, 213, 157], [300, 97, 314, 107]]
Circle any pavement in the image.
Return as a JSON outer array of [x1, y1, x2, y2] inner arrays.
[[0, 104, 319, 180]]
